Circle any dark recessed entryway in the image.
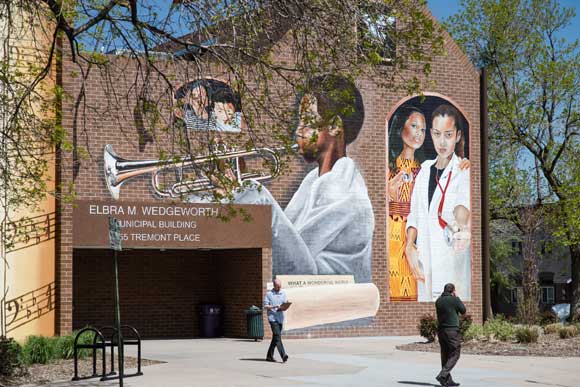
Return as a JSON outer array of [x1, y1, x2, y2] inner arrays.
[[72, 248, 263, 338]]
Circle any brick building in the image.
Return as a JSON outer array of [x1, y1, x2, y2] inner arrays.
[[6, 6, 483, 340]]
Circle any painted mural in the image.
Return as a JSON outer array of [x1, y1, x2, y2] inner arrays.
[[271, 75, 373, 283], [103, 75, 379, 330], [387, 95, 471, 302], [228, 75, 379, 329], [174, 78, 245, 133]]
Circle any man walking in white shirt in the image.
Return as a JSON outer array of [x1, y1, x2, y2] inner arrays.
[[264, 279, 289, 362]]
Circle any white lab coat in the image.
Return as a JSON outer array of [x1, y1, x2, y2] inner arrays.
[[232, 157, 374, 283], [406, 154, 471, 301]]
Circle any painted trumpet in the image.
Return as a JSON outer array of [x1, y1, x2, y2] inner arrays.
[[104, 144, 297, 199]]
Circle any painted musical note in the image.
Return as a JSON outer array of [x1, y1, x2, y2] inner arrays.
[[5, 282, 56, 333]]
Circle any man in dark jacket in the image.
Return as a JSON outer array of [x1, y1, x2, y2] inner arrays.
[[435, 283, 466, 387]]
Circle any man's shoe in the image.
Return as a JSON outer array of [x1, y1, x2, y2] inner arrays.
[[282, 355, 289, 363], [447, 378, 460, 386], [435, 375, 449, 387], [266, 357, 276, 362]]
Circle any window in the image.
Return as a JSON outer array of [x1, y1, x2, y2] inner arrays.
[[541, 286, 555, 304], [510, 287, 523, 304], [358, 6, 396, 63], [510, 241, 523, 255]]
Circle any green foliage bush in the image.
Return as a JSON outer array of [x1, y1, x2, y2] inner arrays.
[[0, 336, 25, 376], [418, 314, 438, 342], [515, 326, 540, 343], [20, 330, 98, 365], [51, 330, 95, 361], [544, 323, 563, 335], [52, 335, 75, 360], [558, 325, 578, 339], [463, 316, 518, 342], [73, 330, 96, 359], [482, 316, 516, 341], [459, 314, 473, 337], [21, 336, 53, 365], [463, 324, 484, 341]]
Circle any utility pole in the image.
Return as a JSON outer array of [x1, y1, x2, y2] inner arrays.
[[109, 217, 124, 387], [480, 67, 492, 321]]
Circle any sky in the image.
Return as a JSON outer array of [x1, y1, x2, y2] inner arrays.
[[428, 0, 580, 40]]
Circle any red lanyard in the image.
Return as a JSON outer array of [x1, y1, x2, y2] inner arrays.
[[435, 170, 452, 229]]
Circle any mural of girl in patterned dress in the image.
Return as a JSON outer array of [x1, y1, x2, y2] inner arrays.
[[387, 106, 426, 301]]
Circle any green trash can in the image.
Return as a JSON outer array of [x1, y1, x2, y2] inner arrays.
[[245, 306, 264, 341]]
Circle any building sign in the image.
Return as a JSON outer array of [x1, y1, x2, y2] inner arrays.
[[73, 200, 271, 249]]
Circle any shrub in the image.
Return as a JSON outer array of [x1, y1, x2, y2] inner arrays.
[[463, 324, 484, 342], [516, 293, 540, 325], [73, 330, 96, 359], [544, 323, 563, 335], [483, 316, 516, 341], [538, 311, 558, 326], [515, 326, 540, 343], [0, 336, 25, 377], [52, 335, 75, 360], [418, 314, 438, 342], [21, 336, 53, 365], [558, 325, 578, 339], [459, 314, 473, 337]]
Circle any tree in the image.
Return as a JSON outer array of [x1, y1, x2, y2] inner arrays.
[[488, 143, 545, 322], [489, 222, 516, 315], [1, 1, 444, 334], [446, 0, 580, 317], [1, 0, 445, 199]]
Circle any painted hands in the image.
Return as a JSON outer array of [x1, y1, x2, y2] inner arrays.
[[447, 220, 471, 253], [405, 242, 425, 281], [388, 170, 405, 201], [451, 230, 471, 253]]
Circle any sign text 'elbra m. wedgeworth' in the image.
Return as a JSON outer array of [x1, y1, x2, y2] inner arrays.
[[73, 200, 271, 249]]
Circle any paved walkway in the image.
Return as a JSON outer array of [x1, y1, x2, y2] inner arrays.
[[35, 336, 579, 387]]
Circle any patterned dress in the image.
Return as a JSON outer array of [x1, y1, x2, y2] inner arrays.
[[388, 156, 421, 301]]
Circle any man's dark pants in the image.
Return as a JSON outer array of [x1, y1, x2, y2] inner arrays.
[[437, 327, 461, 382], [267, 321, 286, 360]]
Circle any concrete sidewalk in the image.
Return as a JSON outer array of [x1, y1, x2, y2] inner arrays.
[[35, 336, 579, 387]]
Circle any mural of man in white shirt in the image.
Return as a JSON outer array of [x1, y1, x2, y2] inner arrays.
[[198, 75, 374, 283]]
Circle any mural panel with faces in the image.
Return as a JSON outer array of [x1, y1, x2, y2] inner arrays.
[[174, 78, 245, 133], [387, 95, 471, 302]]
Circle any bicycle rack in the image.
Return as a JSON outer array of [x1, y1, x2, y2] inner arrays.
[[72, 327, 106, 381], [71, 325, 143, 382], [99, 324, 143, 381], [98, 326, 119, 377]]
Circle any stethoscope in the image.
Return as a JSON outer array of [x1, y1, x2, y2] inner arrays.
[[435, 168, 458, 246]]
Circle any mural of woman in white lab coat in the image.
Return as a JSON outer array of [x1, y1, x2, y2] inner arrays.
[[388, 96, 471, 302]]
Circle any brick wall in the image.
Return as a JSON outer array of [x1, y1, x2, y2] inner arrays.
[[73, 248, 263, 338], [57, 8, 482, 338], [215, 249, 264, 337]]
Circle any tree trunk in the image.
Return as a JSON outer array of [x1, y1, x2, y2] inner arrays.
[[518, 237, 539, 324], [570, 244, 580, 320]]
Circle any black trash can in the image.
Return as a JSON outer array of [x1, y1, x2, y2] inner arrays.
[[245, 306, 264, 341], [199, 304, 224, 338]]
